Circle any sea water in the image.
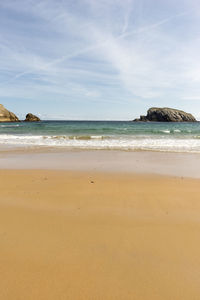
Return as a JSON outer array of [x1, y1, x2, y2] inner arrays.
[[1, 120, 200, 152]]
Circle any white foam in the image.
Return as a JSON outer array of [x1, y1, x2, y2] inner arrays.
[[0, 124, 20, 128], [1, 134, 200, 153], [91, 135, 103, 139], [160, 130, 170, 133]]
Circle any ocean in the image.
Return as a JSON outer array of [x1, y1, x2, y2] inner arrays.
[[1, 120, 200, 153]]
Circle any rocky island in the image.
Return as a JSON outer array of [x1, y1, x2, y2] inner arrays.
[[134, 107, 197, 122], [24, 113, 41, 122], [0, 104, 19, 122]]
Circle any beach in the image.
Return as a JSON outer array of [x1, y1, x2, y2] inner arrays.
[[2, 0, 200, 297], [1, 150, 200, 299]]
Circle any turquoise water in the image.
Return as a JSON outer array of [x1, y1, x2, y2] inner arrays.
[[1, 120, 200, 152]]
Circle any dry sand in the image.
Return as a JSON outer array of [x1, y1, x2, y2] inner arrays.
[[1, 169, 200, 299]]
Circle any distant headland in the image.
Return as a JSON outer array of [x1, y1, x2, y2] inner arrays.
[[133, 107, 197, 122]]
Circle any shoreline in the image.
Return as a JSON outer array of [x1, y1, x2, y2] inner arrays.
[[1, 148, 200, 178]]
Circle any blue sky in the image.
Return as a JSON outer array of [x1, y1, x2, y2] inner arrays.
[[0, 0, 200, 120]]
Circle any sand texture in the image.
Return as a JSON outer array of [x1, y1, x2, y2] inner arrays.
[[1, 170, 200, 299]]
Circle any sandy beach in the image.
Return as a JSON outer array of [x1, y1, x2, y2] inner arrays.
[[1, 151, 200, 299], [2, 0, 200, 298]]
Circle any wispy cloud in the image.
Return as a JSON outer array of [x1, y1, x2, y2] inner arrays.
[[0, 0, 200, 119]]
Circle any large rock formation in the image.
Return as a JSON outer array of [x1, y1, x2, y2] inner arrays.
[[24, 113, 41, 122], [134, 107, 197, 122], [0, 104, 19, 122]]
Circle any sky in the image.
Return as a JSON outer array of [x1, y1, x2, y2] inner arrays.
[[0, 0, 200, 120]]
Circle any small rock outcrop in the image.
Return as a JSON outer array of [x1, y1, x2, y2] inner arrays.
[[134, 107, 197, 122], [0, 104, 19, 122], [24, 113, 41, 122]]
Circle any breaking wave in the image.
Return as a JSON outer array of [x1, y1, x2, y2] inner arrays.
[[1, 134, 200, 152]]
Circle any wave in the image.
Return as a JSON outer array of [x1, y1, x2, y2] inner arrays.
[[160, 129, 184, 134], [160, 130, 170, 133], [1, 134, 200, 152], [43, 135, 105, 140], [0, 124, 21, 128]]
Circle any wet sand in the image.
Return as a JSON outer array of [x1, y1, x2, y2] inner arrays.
[[1, 149, 200, 177], [1, 169, 200, 299]]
